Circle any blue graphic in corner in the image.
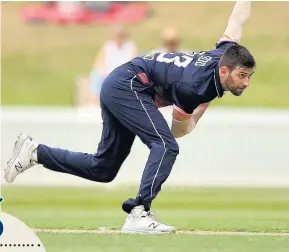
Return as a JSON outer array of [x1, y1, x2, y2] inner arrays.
[[0, 197, 3, 236]]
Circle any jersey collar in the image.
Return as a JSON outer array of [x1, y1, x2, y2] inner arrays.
[[213, 65, 224, 98]]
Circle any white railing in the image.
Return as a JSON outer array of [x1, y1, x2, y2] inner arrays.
[[1, 106, 289, 187]]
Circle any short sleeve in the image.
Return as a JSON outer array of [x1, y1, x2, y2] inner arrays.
[[172, 82, 203, 115], [215, 40, 238, 50]]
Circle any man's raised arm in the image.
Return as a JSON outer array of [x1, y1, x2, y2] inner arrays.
[[220, 1, 251, 43]]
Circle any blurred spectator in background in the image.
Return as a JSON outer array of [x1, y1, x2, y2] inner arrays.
[[75, 25, 138, 106], [89, 25, 137, 104], [150, 28, 182, 54]]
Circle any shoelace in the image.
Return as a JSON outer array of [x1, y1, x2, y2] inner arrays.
[[147, 210, 158, 221]]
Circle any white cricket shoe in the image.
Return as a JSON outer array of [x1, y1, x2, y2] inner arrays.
[[5, 133, 39, 183], [121, 205, 176, 234]]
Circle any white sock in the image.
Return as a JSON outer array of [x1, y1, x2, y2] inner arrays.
[[31, 149, 38, 163]]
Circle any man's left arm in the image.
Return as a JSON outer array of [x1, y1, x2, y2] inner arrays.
[[171, 103, 210, 138]]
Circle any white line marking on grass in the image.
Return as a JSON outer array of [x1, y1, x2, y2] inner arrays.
[[34, 228, 289, 236]]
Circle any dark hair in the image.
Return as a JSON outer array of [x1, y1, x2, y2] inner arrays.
[[219, 44, 256, 71]]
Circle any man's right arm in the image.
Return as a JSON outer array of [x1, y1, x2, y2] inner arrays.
[[220, 1, 251, 44]]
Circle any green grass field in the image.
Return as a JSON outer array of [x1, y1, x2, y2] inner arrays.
[[2, 186, 289, 251], [2, 2, 289, 107]]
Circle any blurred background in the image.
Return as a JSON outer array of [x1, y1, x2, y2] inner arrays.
[[1, 1, 289, 188], [1, 2, 289, 251]]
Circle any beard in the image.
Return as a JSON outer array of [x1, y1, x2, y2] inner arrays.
[[229, 87, 243, 96], [225, 75, 243, 96]]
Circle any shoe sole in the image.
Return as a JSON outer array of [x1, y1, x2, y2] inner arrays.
[[5, 134, 30, 183], [121, 228, 176, 235]]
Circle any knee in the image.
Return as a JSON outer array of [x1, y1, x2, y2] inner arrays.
[[90, 163, 119, 183], [96, 172, 117, 183], [90, 157, 121, 183], [167, 139, 179, 155], [151, 139, 179, 155]]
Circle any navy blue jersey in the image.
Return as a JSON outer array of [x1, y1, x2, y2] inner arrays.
[[130, 41, 237, 114]]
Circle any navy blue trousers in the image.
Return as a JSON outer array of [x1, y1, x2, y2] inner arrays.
[[38, 63, 179, 211]]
